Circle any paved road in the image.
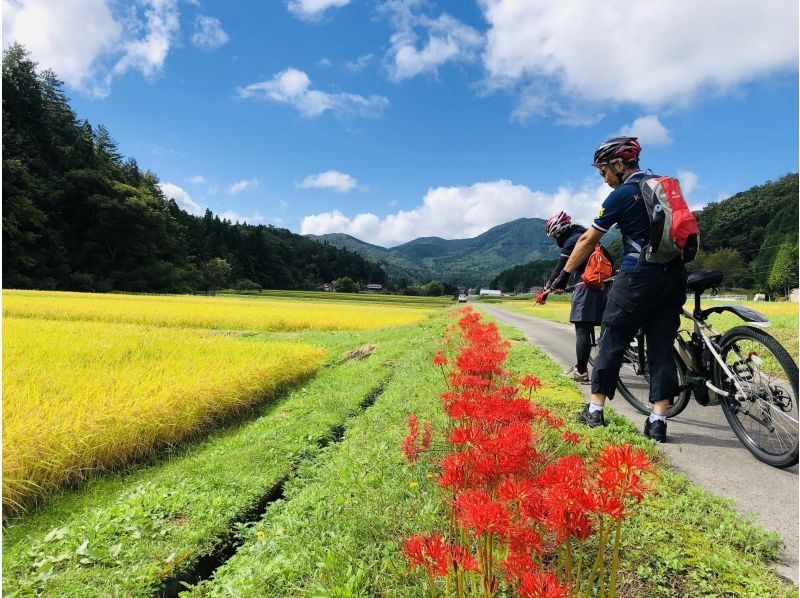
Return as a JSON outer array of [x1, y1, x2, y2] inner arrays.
[[478, 303, 799, 584]]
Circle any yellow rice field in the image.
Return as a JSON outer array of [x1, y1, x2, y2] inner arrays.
[[3, 290, 433, 331], [3, 317, 326, 514]]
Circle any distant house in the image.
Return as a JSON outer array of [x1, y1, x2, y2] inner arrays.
[[322, 283, 334, 292], [365, 283, 383, 293], [790, 289, 799, 303], [479, 289, 502, 296]]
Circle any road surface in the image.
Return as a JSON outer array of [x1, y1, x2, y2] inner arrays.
[[478, 303, 799, 584]]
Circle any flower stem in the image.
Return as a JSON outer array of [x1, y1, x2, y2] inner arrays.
[[583, 520, 608, 597], [608, 518, 623, 598]]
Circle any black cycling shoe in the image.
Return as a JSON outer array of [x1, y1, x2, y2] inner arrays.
[[575, 404, 605, 428], [643, 417, 667, 442]]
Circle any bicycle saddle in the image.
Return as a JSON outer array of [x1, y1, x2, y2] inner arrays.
[[687, 269, 724, 294]]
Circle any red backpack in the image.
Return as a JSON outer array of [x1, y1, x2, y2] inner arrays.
[[638, 175, 699, 263], [581, 244, 613, 290]]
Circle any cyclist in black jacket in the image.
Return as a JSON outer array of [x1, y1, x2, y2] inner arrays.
[[541, 212, 606, 384], [550, 137, 687, 442]]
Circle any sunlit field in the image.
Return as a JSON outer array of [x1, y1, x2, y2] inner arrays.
[[3, 317, 326, 514], [489, 294, 799, 358], [3, 290, 435, 332]]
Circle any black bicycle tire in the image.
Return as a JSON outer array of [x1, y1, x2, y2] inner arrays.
[[615, 350, 691, 418], [714, 326, 799, 468]]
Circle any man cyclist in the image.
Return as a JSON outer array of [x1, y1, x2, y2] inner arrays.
[[549, 137, 687, 442], [540, 211, 607, 384]]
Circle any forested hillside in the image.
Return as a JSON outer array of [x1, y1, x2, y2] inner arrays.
[[691, 173, 798, 292], [310, 217, 561, 286], [2, 44, 385, 293]]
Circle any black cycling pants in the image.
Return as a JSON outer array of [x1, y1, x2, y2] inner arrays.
[[591, 268, 687, 403], [574, 322, 594, 374]]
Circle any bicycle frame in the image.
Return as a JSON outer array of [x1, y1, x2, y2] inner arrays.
[[675, 290, 762, 403]]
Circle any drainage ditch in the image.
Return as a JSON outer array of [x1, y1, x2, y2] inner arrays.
[[157, 379, 388, 597]]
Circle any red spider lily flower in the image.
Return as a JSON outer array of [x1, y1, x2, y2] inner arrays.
[[517, 569, 570, 598], [595, 492, 625, 520], [560, 430, 581, 445], [497, 477, 538, 504], [505, 526, 544, 555], [438, 451, 490, 490], [433, 351, 449, 366], [456, 345, 507, 377], [501, 549, 537, 583], [448, 373, 494, 391], [545, 414, 565, 429], [450, 543, 480, 573], [520, 374, 542, 391], [529, 456, 596, 541], [402, 414, 420, 464], [478, 421, 538, 478], [403, 533, 449, 577], [450, 423, 485, 446], [421, 422, 432, 449], [455, 488, 509, 537], [595, 443, 654, 503], [498, 385, 517, 398]]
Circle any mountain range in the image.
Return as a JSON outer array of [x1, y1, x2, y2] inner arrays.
[[307, 218, 561, 286]]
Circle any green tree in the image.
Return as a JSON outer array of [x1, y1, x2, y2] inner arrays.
[[425, 280, 445, 296], [334, 276, 359, 293], [204, 257, 232, 294], [767, 243, 799, 296], [689, 248, 745, 286]]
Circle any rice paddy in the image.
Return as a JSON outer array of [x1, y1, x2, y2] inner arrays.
[[3, 316, 326, 514], [3, 290, 435, 332]]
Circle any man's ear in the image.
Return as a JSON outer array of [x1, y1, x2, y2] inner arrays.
[[611, 161, 625, 175]]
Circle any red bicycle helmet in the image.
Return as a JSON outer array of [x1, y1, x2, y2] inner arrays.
[[592, 136, 641, 166], [545, 211, 572, 238]]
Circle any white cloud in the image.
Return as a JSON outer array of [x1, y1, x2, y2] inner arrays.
[[159, 182, 204, 215], [618, 115, 672, 146], [481, 0, 798, 117], [191, 15, 228, 51], [318, 57, 332, 67], [300, 170, 359, 193], [2, 0, 181, 98], [381, 3, 483, 81], [237, 68, 389, 119], [228, 178, 260, 195], [287, 0, 349, 21], [676, 169, 699, 196], [219, 211, 266, 225], [3, 0, 121, 93], [301, 178, 611, 247], [110, 0, 180, 86], [345, 53, 373, 72], [188, 175, 206, 184]]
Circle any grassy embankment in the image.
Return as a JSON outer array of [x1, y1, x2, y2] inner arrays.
[[186, 316, 794, 598], [2, 300, 439, 596]]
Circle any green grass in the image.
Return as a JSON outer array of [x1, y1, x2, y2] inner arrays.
[[185, 315, 451, 597], [183, 315, 794, 598], [1, 323, 428, 597]]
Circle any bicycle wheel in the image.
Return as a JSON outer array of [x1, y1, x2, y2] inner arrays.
[[593, 333, 691, 418], [714, 326, 799, 468]]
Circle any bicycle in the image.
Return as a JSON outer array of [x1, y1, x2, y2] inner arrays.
[[600, 269, 798, 468]]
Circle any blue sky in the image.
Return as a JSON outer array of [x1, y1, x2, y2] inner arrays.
[[4, 0, 798, 247]]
